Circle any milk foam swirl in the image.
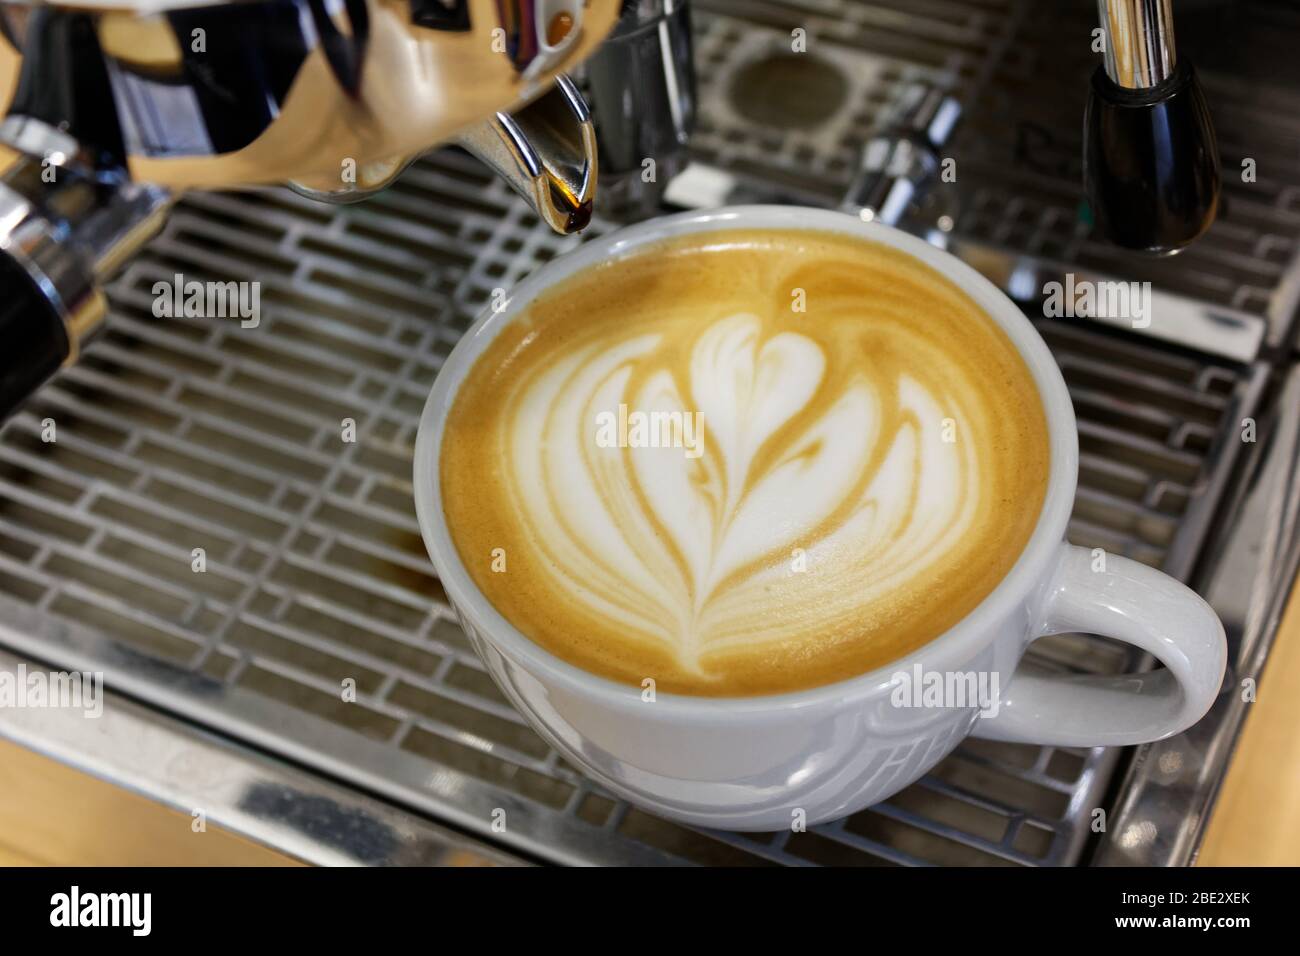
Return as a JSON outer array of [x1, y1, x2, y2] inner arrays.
[[441, 230, 1049, 695]]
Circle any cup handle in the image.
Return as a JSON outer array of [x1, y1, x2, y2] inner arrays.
[[971, 543, 1227, 748]]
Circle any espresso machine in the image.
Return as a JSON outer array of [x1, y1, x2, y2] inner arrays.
[[0, 0, 631, 417], [0, 0, 1295, 868]]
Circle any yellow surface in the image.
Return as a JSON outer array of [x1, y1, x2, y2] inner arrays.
[[0, 737, 304, 866], [1198, 579, 1300, 865], [0, 29, 16, 116], [0, 842, 47, 866]]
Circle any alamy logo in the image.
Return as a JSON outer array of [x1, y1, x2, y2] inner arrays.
[[0, 664, 102, 718], [152, 272, 261, 328], [50, 886, 151, 936], [890, 664, 1001, 718], [595, 404, 704, 459], [1042, 274, 1151, 328]]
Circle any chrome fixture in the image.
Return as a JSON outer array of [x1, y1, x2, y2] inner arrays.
[[1097, 0, 1177, 90], [840, 82, 961, 228], [580, 0, 697, 220]]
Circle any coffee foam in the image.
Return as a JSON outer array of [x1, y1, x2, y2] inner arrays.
[[441, 229, 1050, 696]]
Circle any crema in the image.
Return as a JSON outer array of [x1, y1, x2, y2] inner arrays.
[[440, 229, 1050, 696]]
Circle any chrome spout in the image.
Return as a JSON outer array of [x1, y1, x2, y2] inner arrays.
[[456, 75, 597, 234]]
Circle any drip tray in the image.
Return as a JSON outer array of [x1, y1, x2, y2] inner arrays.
[[0, 148, 1260, 866]]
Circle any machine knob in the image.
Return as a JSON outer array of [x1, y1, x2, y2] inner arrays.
[[1083, 60, 1221, 255], [0, 253, 70, 421]]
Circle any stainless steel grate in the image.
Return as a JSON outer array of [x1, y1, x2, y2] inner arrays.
[[0, 0, 1287, 866]]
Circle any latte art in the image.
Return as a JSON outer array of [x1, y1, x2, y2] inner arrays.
[[441, 229, 1050, 695]]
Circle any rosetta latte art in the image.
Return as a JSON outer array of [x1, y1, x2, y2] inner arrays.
[[441, 230, 1049, 696]]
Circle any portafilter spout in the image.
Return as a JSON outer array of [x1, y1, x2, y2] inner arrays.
[[456, 74, 597, 234]]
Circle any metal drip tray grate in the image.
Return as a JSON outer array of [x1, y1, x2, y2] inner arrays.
[[0, 151, 1260, 866], [0, 0, 1286, 866]]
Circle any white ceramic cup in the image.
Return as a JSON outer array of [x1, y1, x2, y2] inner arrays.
[[414, 206, 1227, 831]]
